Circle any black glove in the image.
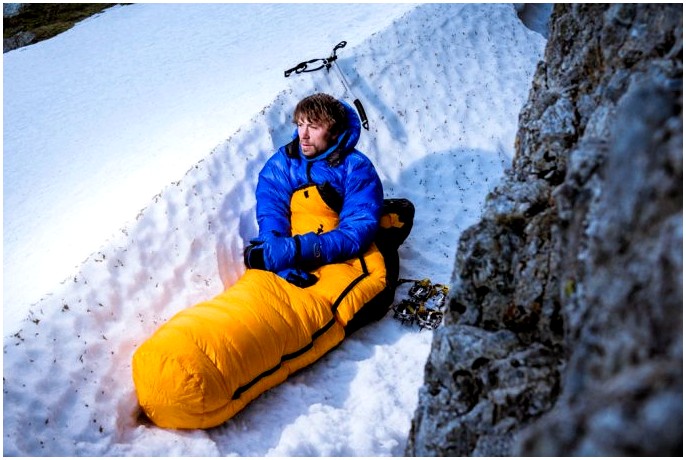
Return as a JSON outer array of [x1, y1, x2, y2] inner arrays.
[[243, 243, 266, 270], [278, 267, 318, 288]]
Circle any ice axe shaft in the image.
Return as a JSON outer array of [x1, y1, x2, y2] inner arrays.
[[331, 59, 369, 130]]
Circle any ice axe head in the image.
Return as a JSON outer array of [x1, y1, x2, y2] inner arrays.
[[330, 41, 347, 61]]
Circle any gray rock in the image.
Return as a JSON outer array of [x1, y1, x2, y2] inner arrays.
[[4, 30, 35, 53], [3, 3, 24, 18], [407, 4, 682, 456]]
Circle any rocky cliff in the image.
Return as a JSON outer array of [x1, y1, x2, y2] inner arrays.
[[407, 4, 682, 456]]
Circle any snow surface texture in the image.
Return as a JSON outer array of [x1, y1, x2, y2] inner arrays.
[[3, 2, 417, 333], [3, 3, 547, 456]]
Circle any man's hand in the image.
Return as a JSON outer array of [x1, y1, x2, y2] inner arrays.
[[244, 237, 319, 287], [244, 234, 296, 272], [244, 232, 323, 273], [243, 243, 266, 270]]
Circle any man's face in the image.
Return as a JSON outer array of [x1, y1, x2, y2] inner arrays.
[[297, 117, 337, 157]]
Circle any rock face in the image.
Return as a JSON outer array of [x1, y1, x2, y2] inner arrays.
[[407, 4, 682, 456], [3, 3, 23, 18]]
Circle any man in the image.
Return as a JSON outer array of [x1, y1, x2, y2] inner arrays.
[[133, 95, 404, 429], [244, 93, 384, 287]]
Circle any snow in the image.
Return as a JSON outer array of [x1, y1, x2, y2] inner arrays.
[[3, 3, 548, 456]]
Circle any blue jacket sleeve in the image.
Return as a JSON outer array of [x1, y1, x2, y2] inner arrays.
[[315, 154, 383, 264], [255, 151, 292, 239]]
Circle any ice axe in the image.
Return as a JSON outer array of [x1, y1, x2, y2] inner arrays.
[[284, 41, 369, 130]]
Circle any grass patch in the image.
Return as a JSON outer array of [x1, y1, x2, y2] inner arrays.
[[4, 3, 119, 49]]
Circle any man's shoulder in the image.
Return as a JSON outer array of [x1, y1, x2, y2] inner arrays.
[[259, 148, 295, 183], [342, 149, 377, 171], [265, 145, 296, 167]]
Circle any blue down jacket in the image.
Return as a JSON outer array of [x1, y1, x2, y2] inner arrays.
[[254, 99, 383, 273]]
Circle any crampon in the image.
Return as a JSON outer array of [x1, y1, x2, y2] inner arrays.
[[392, 278, 449, 330]]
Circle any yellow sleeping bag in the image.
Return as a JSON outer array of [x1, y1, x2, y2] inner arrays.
[[132, 184, 388, 429]]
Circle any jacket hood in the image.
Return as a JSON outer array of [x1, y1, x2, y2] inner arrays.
[[286, 98, 361, 165]]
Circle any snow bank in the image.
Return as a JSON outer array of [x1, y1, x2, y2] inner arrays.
[[3, 2, 416, 334]]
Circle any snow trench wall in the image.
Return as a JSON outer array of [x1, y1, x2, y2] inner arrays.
[[406, 4, 682, 456]]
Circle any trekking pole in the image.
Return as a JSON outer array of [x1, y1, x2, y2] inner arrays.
[[284, 41, 369, 130]]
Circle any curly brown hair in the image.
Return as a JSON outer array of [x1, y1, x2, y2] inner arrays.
[[293, 93, 347, 135]]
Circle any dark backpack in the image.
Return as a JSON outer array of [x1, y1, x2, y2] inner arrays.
[[345, 198, 415, 335]]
